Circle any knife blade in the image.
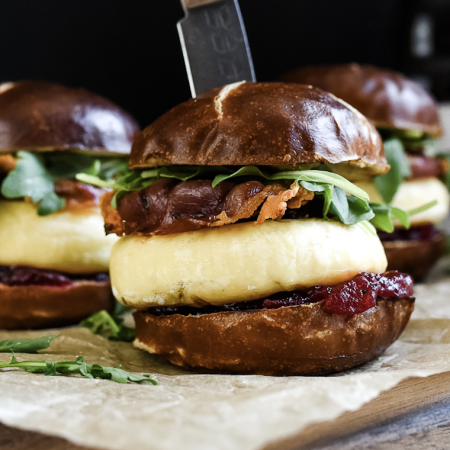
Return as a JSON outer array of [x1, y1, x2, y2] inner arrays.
[[178, 0, 256, 97]]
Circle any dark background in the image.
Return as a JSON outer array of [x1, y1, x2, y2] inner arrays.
[[0, 0, 448, 128]]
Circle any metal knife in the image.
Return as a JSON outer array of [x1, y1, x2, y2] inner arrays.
[[178, 0, 256, 97]]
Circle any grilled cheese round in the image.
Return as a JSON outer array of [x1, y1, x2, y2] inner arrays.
[[110, 219, 387, 309]]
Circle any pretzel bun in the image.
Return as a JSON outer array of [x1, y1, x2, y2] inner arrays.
[[130, 82, 387, 178], [0, 281, 114, 330], [280, 64, 442, 137], [383, 233, 445, 281], [0, 81, 139, 154], [134, 298, 414, 376]]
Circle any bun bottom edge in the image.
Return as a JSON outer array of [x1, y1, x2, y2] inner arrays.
[[0, 281, 114, 330], [384, 232, 444, 281], [133, 298, 414, 376]]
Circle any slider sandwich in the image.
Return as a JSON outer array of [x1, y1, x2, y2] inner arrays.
[[92, 82, 416, 376], [0, 81, 139, 329], [281, 64, 449, 279]]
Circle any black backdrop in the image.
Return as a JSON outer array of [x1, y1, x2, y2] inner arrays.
[[0, 0, 407, 128]]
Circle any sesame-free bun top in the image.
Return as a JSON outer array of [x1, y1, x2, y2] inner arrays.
[[0, 81, 139, 155], [280, 64, 443, 137], [130, 82, 388, 176]]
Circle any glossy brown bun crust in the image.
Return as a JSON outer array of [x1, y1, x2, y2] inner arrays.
[[130, 82, 388, 176], [0, 281, 114, 330], [383, 233, 445, 282], [134, 298, 414, 376], [280, 64, 443, 137], [0, 81, 139, 155]]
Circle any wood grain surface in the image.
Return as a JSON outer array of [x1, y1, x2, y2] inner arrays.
[[270, 371, 450, 450], [3, 372, 450, 450], [0, 422, 98, 450]]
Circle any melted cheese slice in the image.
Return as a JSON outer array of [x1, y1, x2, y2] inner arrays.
[[0, 200, 118, 273], [110, 219, 387, 309], [356, 178, 450, 226]]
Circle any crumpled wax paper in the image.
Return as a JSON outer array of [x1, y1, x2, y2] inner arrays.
[[1, 278, 450, 450]]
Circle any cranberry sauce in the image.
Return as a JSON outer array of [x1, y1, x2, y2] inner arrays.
[[150, 271, 414, 317], [0, 265, 110, 287], [378, 224, 436, 242]]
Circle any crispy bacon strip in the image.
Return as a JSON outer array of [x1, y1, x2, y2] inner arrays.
[[101, 191, 124, 235], [256, 183, 299, 224], [287, 184, 315, 209], [54, 180, 109, 212], [213, 185, 285, 226], [0, 154, 17, 173], [217, 183, 315, 226], [102, 180, 315, 237]]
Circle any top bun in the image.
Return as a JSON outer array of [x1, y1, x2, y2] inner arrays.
[[130, 82, 388, 177], [280, 64, 442, 137], [0, 81, 139, 155]]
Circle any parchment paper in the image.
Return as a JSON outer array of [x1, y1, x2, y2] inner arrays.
[[1, 279, 450, 450]]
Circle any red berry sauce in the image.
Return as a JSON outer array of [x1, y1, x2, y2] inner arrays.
[[150, 271, 414, 317], [0, 265, 110, 287]]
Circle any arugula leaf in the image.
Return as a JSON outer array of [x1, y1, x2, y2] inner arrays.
[[408, 200, 438, 216], [45, 152, 101, 179], [271, 170, 370, 201], [212, 167, 370, 201], [113, 300, 132, 317], [0, 353, 155, 384], [330, 188, 375, 225], [369, 203, 397, 232], [1, 151, 57, 207], [374, 138, 411, 203], [211, 166, 270, 187], [97, 158, 129, 179], [391, 206, 411, 228], [0, 335, 59, 353], [381, 129, 437, 153], [75, 174, 117, 189], [1, 151, 128, 216], [369, 202, 413, 232], [369, 200, 438, 232], [142, 165, 203, 181], [80, 309, 135, 342], [299, 181, 334, 215], [38, 191, 66, 215]]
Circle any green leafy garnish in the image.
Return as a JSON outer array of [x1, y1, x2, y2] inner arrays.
[[374, 138, 411, 203], [212, 166, 386, 227], [1, 152, 65, 215], [1, 151, 127, 216], [330, 189, 374, 225], [79, 164, 434, 232], [408, 200, 438, 217], [80, 302, 134, 342], [369, 203, 410, 233], [0, 335, 59, 353], [0, 353, 155, 384], [77, 165, 232, 208], [380, 129, 437, 153], [212, 168, 370, 201]]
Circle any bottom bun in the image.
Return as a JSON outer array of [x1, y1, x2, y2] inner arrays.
[[133, 298, 414, 376], [383, 232, 444, 281], [0, 281, 114, 330]]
